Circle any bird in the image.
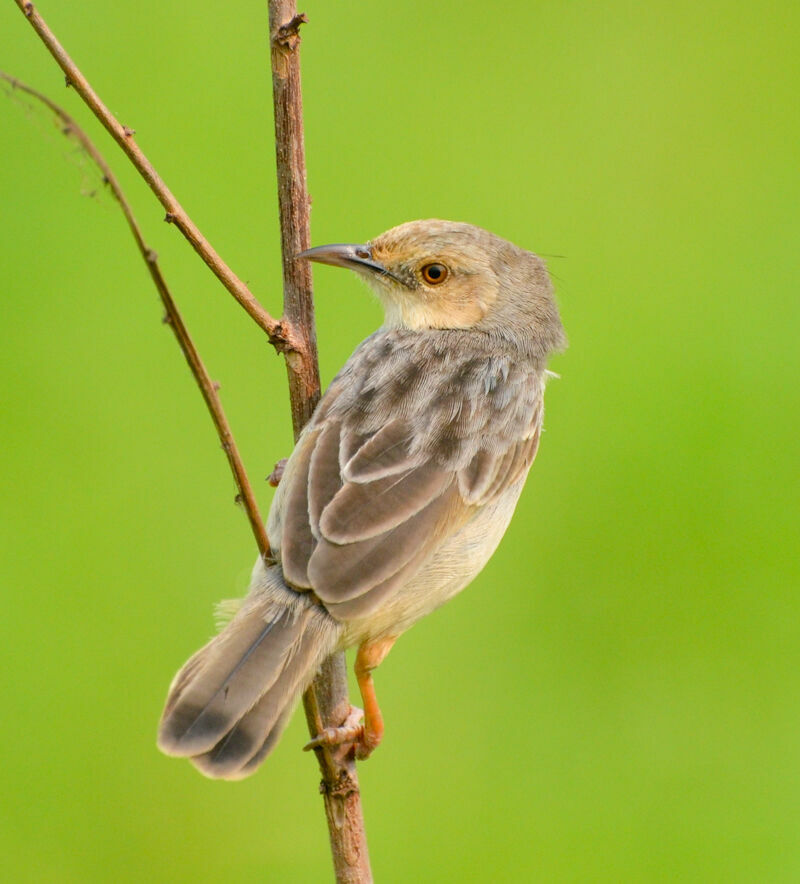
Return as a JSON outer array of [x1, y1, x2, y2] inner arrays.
[[157, 219, 566, 779]]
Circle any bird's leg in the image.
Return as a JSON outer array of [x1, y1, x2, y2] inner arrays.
[[353, 636, 396, 759], [303, 636, 397, 760]]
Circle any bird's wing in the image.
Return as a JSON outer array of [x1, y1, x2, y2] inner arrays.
[[275, 331, 543, 621]]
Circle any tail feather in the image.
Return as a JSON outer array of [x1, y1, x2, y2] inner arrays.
[[158, 569, 341, 778], [189, 610, 324, 779], [233, 704, 295, 780], [158, 605, 304, 757], [161, 645, 207, 720]]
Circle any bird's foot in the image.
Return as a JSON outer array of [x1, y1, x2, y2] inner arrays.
[[303, 704, 379, 759], [304, 704, 363, 752], [266, 457, 288, 487]]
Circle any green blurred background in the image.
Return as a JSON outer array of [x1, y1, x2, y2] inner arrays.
[[2, 0, 798, 880]]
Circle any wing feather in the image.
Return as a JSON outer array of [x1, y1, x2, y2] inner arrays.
[[338, 428, 369, 473], [342, 419, 415, 482], [308, 421, 344, 538], [271, 331, 546, 617], [324, 529, 451, 621], [280, 428, 318, 588], [308, 480, 457, 602], [320, 458, 452, 543], [458, 447, 502, 503]]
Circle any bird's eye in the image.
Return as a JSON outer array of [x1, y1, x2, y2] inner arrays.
[[421, 263, 448, 285]]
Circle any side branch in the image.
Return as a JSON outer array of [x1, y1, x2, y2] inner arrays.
[[14, 0, 292, 351], [1, 71, 271, 559]]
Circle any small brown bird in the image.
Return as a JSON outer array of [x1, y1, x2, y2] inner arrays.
[[158, 219, 565, 779]]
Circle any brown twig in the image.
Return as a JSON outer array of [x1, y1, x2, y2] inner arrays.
[[1, 71, 272, 559], [269, 8, 320, 427], [267, 4, 372, 881], [12, 0, 294, 351]]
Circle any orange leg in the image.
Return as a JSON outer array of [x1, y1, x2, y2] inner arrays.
[[304, 636, 397, 760], [353, 636, 396, 759]]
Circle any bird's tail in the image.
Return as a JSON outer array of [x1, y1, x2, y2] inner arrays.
[[158, 564, 341, 780]]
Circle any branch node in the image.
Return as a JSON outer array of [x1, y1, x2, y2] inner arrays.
[[64, 74, 72, 88], [122, 125, 135, 137], [268, 320, 297, 354], [164, 212, 176, 224], [274, 13, 308, 51], [320, 770, 359, 800], [23, 2, 33, 18], [145, 248, 158, 264]]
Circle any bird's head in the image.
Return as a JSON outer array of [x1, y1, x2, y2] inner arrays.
[[298, 219, 565, 358]]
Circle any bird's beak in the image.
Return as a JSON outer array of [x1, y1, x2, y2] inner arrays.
[[296, 243, 394, 279]]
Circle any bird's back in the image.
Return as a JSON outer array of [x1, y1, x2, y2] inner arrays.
[[267, 327, 546, 630]]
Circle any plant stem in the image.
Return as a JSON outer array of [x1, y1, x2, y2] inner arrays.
[[267, 4, 373, 881]]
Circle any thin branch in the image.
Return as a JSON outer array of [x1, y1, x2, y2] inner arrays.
[[267, 3, 372, 882], [0, 71, 271, 559], [12, 0, 294, 352], [269, 9, 320, 430]]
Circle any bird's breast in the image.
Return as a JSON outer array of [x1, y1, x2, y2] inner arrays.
[[339, 476, 527, 647]]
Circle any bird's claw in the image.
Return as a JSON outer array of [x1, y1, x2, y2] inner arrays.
[[304, 705, 368, 756], [267, 458, 288, 487]]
